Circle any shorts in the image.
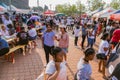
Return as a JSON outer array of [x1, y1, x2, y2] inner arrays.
[[62, 48, 68, 53], [96, 53, 107, 60]]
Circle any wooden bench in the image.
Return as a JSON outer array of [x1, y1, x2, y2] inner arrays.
[[5, 45, 26, 64]]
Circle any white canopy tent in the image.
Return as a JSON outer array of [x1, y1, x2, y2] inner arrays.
[[92, 7, 115, 18], [100, 9, 120, 18]]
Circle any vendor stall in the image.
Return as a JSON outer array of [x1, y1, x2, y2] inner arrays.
[[110, 14, 120, 21], [44, 10, 55, 16], [93, 7, 115, 18]]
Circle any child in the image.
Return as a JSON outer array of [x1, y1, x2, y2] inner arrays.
[[73, 24, 80, 47], [45, 47, 67, 80], [76, 48, 95, 80], [96, 33, 110, 79], [87, 26, 96, 48], [16, 22, 21, 33]]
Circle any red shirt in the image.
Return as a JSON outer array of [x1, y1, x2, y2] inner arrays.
[[16, 26, 21, 32], [111, 29, 120, 42]]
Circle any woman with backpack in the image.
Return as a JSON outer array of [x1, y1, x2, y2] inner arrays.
[[96, 33, 110, 79]]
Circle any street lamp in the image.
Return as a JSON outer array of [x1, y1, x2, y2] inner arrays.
[[37, 0, 39, 7], [9, 0, 12, 13]]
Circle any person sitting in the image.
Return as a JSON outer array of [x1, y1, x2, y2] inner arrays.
[[0, 32, 9, 56], [17, 27, 29, 45], [0, 24, 10, 36], [16, 22, 21, 33], [28, 27, 37, 47], [45, 47, 67, 80]]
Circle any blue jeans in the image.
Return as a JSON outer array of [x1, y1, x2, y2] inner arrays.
[[88, 38, 94, 48]]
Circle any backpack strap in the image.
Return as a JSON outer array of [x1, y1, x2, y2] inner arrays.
[[115, 42, 120, 54]]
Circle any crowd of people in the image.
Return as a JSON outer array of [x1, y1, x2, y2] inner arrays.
[[0, 12, 120, 80]]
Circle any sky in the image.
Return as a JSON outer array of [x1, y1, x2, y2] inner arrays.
[[29, 0, 112, 10]]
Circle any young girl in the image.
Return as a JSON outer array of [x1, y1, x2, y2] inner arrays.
[[45, 47, 67, 80], [16, 22, 21, 33], [56, 25, 69, 61], [87, 25, 96, 48], [96, 33, 110, 79], [76, 48, 95, 80]]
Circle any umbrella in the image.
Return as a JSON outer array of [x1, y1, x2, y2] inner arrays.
[[29, 15, 40, 20], [55, 13, 65, 16], [44, 10, 55, 16]]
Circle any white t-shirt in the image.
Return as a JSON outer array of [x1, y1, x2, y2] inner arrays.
[[67, 19, 71, 25], [4, 19, 12, 28], [45, 60, 67, 80], [28, 28, 37, 37], [74, 28, 80, 37], [88, 30, 95, 39], [77, 58, 92, 80], [98, 40, 109, 55], [0, 30, 9, 36]]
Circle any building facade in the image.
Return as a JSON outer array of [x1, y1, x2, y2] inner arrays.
[[0, 0, 29, 9]]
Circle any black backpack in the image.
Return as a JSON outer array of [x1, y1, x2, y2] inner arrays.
[[109, 63, 120, 80]]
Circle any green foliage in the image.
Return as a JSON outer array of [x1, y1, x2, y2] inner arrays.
[[44, 5, 49, 11], [32, 6, 43, 12], [55, 0, 85, 15], [110, 0, 120, 9], [89, 0, 104, 11], [76, 0, 86, 14]]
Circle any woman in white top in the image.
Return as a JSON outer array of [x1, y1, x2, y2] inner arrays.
[[45, 47, 67, 80], [73, 25, 80, 46], [28, 27, 37, 48], [76, 48, 95, 80], [87, 26, 96, 48], [96, 33, 110, 79]]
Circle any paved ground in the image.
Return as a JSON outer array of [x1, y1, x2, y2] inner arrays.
[[0, 32, 105, 80]]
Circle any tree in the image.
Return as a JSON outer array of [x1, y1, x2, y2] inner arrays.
[[55, 4, 77, 15], [110, 0, 120, 9], [90, 0, 104, 11], [76, 0, 86, 14], [44, 5, 49, 11], [32, 6, 43, 12]]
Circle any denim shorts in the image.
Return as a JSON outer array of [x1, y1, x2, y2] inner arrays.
[[62, 48, 68, 53]]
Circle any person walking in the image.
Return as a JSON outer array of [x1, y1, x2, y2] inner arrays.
[[96, 33, 110, 79], [73, 24, 80, 47], [81, 23, 87, 49], [45, 47, 67, 80], [76, 48, 95, 80], [42, 23, 56, 64]]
